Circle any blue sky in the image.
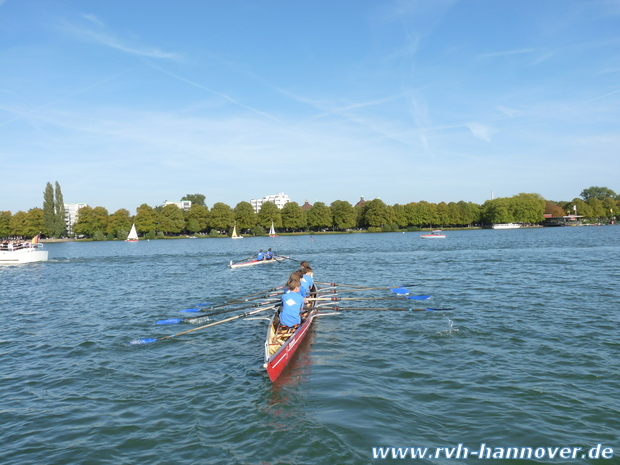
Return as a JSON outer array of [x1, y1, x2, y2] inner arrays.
[[2, 0, 619, 214]]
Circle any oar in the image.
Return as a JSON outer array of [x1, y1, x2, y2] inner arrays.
[[315, 282, 418, 289], [129, 305, 278, 345], [179, 287, 284, 312], [159, 299, 280, 324], [316, 286, 410, 295], [331, 306, 453, 312], [310, 295, 431, 302]]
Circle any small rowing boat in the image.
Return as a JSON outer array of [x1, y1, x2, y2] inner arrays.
[[420, 230, 446, 239], [264, 285, 317, 381], [229, 255, 288, 268]]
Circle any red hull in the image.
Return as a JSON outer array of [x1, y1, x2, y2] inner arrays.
[[265, 313, 315, 381], [264, 285, 317, 382]]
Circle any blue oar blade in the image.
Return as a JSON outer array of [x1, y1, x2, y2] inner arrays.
[[390, 287, 409, 295], [407, 295, 431, 300], [128, 338, 158, 345], [179, 308, 201, 313], [157, 318, 183, 325]]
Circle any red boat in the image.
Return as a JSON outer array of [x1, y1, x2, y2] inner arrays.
[[263, 285, 317, 381]]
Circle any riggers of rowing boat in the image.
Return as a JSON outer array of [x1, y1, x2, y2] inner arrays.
[[264, 285, 318, 381]]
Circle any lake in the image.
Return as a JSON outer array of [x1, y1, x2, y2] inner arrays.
[[1, 226, 618, 464]]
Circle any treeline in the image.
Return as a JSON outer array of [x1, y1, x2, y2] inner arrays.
[[1, 186, 618, 240]]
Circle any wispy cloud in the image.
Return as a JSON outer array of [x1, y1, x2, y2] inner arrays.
[[146, 64, 283, 123], [465, 122, 494, 142], [81, 14, 105, 27], [478, 48, 542, 59], [59, 20, 182, 60]]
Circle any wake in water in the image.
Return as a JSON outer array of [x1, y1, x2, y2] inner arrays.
[[435, 316, 459, 337]]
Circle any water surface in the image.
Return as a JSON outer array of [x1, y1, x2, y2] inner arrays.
[[1, 227, 618, 464]]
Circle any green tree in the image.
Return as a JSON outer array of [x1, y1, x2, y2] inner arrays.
[[257, 201, 282, 229], [361, 199, 390, 228], [511, 193, 545, 223], [408, 201, 436, 227], [43, 182, 55, 237], [54, 181, 66, 237], [108, 209, 133, 238], [233, 201, 256, 232], [24, 208, 45, 237], [160, 204, 185, 234], [9, 211, 28, 237], [446, 202, 462, 225], [586, 198, 606, 220], [481, 198, 515, 224], [210, 202, 234, 231], [580, 186, 617, 202], [391, 204, 408, 228], [73, 206, 94, 237], [181, 193, 206, 207], [435, 202, 449, 227], [73, 206, 109, 237], [330, 200, 357, 230], [281, 202, 306, 230], [306, 202, 332, 231], [602, 198, 618, 219], [186, 204, 209, 233], [0, 211, 11, 238], [135, 204, 160, 234]]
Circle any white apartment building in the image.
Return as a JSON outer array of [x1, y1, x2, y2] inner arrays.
[[250, 193, 290, 213], [163, 200, 192, 211], [64, 203, 88, 235]]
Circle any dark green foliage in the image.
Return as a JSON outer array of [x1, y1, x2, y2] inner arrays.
[[251, 225, 266, 236], [43, 182, 55, 236], [181, 193, 206, 207]]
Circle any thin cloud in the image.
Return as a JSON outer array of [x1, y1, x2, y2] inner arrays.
[[81, 14, 106, 27], [146, 64, 283, 124], [478, 48, 541, 58], [465, 122, 494, 142], [60, 20, 182, 60]]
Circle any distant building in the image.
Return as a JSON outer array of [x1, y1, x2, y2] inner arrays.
[[64, 203, 88, 235], [354, 196, 366, 208], [163, 200, 192, 211], [301, 200, 312, 211], [251, 193, 290, 213]]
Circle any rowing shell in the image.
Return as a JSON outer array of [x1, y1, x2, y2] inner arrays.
[[263, 285, 317, 381], [229, 256, 289, 268]]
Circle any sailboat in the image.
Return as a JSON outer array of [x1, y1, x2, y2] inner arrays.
[[126, 224, 139, 242], [269, 221, 278, 238], [231, 222, 243, 239]]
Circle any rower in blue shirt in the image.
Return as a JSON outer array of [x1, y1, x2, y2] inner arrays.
[[279, 277, 304, 328], [257, 250, 265, 260], [265, 248, 274, 260], [300, 262, 314, 290]]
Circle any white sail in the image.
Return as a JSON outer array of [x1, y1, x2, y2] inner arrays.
[[232, 223, 243, 239], [269, 221, 277, 237], [126, 224, 139, 241]]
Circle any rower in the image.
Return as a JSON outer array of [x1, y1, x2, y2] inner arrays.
[[279, 277, 304, 332], [265, 248, 274, 260], [257, 249, 265, 261], [300, 262, 314, 290]]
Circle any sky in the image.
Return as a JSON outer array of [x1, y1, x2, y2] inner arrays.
[[1, 0, 619, 214]]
